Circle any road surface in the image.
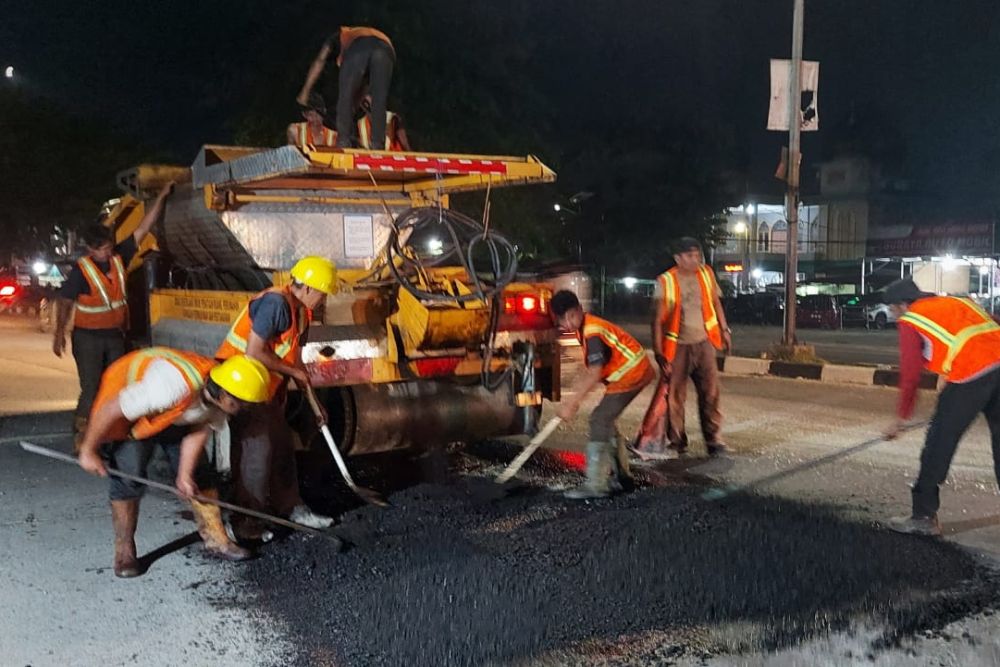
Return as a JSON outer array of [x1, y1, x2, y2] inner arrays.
[[2, 315, 999, 666]]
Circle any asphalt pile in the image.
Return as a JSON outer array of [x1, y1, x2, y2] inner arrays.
[[237, 450, 999, 667]]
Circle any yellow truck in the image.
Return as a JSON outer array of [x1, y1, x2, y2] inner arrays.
[[104, 144, 560, 458]]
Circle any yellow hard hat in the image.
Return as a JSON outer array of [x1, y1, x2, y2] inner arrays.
[[290, 256, 337, 294], [209, 355, 271, 403]]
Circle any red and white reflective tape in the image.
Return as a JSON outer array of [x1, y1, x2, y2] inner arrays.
[[353, 154, 508, 175]]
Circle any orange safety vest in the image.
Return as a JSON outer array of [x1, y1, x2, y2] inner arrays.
[[898, 296, 1000, 383], [74, 254, 128, 330], [357, 112, 402, 151], [289, 122, 338, 148], [337, 26, 394, 67], [657, 265, 723, 361], [91, 347, 216, 441], [580, 314, 653, 394], [215, 287, 311, 396]]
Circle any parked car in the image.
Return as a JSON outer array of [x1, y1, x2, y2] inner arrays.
[[837, 295, 869, 328], [865, 302, 897, 330], [726, 292, 784, 326], [795, 294, 841, 329]]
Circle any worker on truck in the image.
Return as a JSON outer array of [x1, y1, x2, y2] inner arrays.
[[551, 290, 655, 499], [633, 237, 731, 461], [356, 91, 411, 151], [77, 348, 270, 577], [216, 256, 338, 540], [882, 278, 1000, 536], [286, 92, 338, 148], [297, 26, 395, 149], [54, 182, 175, 449]]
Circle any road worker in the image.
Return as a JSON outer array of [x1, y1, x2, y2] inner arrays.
[[54, 182, 175, 448], [287, 92, 338, 148], [356, 91, 411, 151], [297, 26, 395, 149], [633, 237, 732, 460], [77, 349, 270, 577], [882, 278, 1000, 536], [216, 256, 338, 540], [551, 290, 655, 499]]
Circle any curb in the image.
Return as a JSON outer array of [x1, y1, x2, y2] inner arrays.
[[717, 356, 938, 390]]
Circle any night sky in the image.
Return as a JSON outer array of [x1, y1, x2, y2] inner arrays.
[[3, 1, 1000, 203]]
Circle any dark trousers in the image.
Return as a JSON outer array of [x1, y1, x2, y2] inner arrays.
[[912, 367, 1000, 517], [71, 329, 126, 422], [230, 397, 302, 518], [667, 340, 723, 449], [590, 386, 646, 442], [336, 37, 395, 148], [103, 425, 215, 501]]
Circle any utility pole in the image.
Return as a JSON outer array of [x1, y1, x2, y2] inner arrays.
[[783, 0, 805, 346]]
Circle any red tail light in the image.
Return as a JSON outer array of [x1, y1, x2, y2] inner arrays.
[[503, 293, 547, 316], [0, 285, 16, 297], [520, 295, 537, 312]]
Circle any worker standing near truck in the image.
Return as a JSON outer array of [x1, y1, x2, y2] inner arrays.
[[286, 92, 338, 148], [54, 182, 175, 449], [881, 278, 1000, 536], [77, 348, 270, 577], [633, 237, 731, 460], [551, 290, 655, 499], [297, 26, 395, 149], [216, 256, 338, 540]]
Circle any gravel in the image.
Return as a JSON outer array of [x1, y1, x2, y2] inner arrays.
[[235, 447, 1000, 667]]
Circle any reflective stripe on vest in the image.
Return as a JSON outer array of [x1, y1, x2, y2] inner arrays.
[[583, 321, 646, 383], [660, 272, 679, 342], [76, 255, 126, 314], [126, 347, 205, 390], [358, 112, 396, 150], [658, 265, 722, 358], [900, 299, 1000, 374], [292, 122, 336, 148]]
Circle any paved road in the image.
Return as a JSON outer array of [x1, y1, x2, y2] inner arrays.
[[621, 320, 900, 366], [0, 314, 77, 416], [3, 315, 1000, 665]]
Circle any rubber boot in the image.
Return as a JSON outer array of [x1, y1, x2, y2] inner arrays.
[[564, 441, 613, 500], [110, 499, 141, 578], [191, 490, 253, 561]]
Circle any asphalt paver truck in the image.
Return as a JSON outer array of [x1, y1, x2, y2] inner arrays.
[[102, 144, 561, 461]]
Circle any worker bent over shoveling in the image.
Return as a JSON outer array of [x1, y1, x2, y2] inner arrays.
[[882, 278, 1000, 537], [77, 348, 271, 577], [551, 290, 655, 499]]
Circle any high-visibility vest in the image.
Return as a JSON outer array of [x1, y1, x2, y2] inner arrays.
[[357, 112, 402, 151], [898, 296, 1000, 383], [74, 254, 128, 330], [215, 287, 311, 396], [91, 347, 216, 441], [288, 122, 337, 148], [580, 314, 653, 394], [658, 265, 723, 361], [337, 26, 394, 67]]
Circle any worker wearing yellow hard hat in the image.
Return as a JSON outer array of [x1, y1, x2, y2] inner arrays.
[[216, 256, 338, 542], [77, 348, 270, 577]]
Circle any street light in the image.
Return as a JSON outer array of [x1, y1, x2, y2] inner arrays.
[[4, 66, 13, 80], [732, 220, 750, 292]]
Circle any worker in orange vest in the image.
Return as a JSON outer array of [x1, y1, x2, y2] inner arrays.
[[286, 92, 338, 148], [216, 256, 338, 541], [881, 278, 1000, 536], [633, 237, 732, 461], [297, 26, 395, 149], [356, 91, 411, 151], [551, 290, 655, 499], [54, 182, 175, 448], [77, 349, 270, 577]]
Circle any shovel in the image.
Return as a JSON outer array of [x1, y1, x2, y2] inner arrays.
[[301, 383, 390, 508], [20, 441, 343, 545], [494, 417, 562, 484]]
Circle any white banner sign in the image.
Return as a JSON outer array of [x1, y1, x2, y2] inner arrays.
[[343, 215, 375, 258], [768, 59, 819, 132]]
